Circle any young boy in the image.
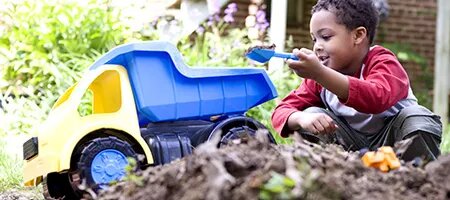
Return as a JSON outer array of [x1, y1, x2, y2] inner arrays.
[[271, 0, 442, 161]]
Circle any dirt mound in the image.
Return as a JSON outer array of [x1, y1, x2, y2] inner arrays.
[[0, 188, 43, 200], [96, 135, 449, 200]]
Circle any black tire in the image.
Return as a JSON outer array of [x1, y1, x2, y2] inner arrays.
[[219, 126, 256, 147], [77, 136, 138, 190], [43, 172, 78, 200], [205, 116, 276, 147]]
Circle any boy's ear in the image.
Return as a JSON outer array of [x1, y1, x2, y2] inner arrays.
[[353, 27, 367, 45]]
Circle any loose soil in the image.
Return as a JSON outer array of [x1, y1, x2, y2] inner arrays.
[[2, 134, 449, 200], [244, 44, 276, 55], [93, 134, 450, 200], [0, 188, 43, 200]]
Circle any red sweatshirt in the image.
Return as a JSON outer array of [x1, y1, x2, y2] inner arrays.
[[271, 45, 418, 137]]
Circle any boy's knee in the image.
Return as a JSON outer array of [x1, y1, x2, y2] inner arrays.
[[303, 107, 328, 114], [393, 105, 442, 140], [398, 132, 441, 161], [390, 105, 442, 161]]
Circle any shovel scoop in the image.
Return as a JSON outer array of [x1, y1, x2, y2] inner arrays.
[[245, 47, 299, 64]]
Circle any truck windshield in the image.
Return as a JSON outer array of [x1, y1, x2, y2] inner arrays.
[[78, 70, 122, 116], [52, 83, 78, 110]]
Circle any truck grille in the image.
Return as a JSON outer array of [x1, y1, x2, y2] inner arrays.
[[23, 137, 38, 160]]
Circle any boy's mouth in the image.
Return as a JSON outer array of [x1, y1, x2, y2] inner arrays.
[[319, 55, 329, 66]]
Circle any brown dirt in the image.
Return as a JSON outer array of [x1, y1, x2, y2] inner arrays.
[[244, 44, 276, 55], [0, 188, 43, 200], [93, 134, 450, 200]]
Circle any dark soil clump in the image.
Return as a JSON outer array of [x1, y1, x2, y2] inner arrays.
[[97, 134, 449, 200], [245, 44, 276, 55]]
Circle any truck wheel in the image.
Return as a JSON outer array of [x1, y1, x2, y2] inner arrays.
[[219, 126, 256, 147], [43, 172, 78, 199], [77, 136, 138, 190], [206, 116, 276, 147]]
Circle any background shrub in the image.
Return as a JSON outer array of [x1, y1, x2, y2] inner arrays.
[[0, 0, 126, 107]]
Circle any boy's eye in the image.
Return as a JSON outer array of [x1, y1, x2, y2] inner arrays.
[[322, 35, 332, 41]]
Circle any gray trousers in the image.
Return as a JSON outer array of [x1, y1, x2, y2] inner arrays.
[[298, 105, 442, 161]]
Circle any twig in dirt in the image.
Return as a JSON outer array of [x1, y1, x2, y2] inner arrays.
[[296, 142, 324, 164], [281, 151, 304, 197], [226, 152, 246, 169], [255, 129, 271, 144], [393, 135, 417, 156], [195, 130, 221, 155], [204, 159, 236, 200]]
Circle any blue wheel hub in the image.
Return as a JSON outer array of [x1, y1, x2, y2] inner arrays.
[[91, 149, 128, 188]]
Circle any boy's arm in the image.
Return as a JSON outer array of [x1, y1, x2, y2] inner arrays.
[[287, 48, 350, 101], [314, 67, 350, 100], [271, 80, 323, 137], [342, 51, 410, 114]]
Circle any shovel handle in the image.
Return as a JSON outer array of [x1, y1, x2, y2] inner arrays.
[[273, 52, 299, 60]]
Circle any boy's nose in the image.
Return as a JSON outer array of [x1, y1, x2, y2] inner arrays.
[[314, 43, 324, 52]]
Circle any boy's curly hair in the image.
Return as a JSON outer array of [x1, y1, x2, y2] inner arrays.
[[312, 0, 379, 44]]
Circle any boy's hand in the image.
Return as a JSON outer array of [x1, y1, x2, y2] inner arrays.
[[289, 112, 338, 135], [285, 48, 324, 80]]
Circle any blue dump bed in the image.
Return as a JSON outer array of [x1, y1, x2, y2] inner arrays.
[[89, 41, 277, 126]]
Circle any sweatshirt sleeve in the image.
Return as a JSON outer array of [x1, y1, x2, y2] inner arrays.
[[271, 79, 323, 137], [342, 47, 410, 114]]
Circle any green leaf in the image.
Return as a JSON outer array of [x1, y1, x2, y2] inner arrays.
[[397, 52, 409, 61]]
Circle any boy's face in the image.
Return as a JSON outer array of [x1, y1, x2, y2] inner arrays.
[[310, 10, 360, 75]]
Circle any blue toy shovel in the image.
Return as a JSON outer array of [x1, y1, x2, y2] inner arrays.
[[245, 48, 299, 63]]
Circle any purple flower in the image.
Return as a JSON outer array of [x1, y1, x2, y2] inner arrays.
[[196, 26, 205, 34], [207, 16, 214, 25], [224, 3, 238, 15], [214, 14, 220, 22], [256, 10, 266, 23], [207, 14, 220, 26], [224, 14, 234, 23], [257, 21, 269, 32], [224, 3, 238, 23]]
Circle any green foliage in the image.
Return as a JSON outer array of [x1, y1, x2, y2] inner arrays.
[[77, 89, 93, 117], [382, 43, 427, 66], [0, 139, 23, 192], [259, 172, 296, 200], [177, 22, 254, 67], [259, 158, 342, 200], [0, 94, 50, 136], [0, 0, 125, 103], [122, 157, 144, 187], [106, 157, 143, 187], [440, 125, 450, 154]]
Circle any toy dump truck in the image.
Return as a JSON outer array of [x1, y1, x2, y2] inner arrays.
[[22, 41, 277, 199]]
